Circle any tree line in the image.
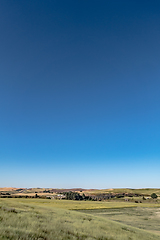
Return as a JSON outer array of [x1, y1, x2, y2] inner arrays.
[[63, 191, 93, 201]]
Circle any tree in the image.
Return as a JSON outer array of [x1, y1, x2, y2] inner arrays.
[[151, 193, 157, 199], [35, 193, 38, 198], [82, 193, 86, 199]]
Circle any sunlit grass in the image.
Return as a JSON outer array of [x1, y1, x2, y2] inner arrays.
[[78, 207, 160, 236], [0, 198, 160, 240], [1, 198, 160, 239], [1, 198, 160, 211]]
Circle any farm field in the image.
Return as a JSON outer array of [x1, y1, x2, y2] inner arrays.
[[1, 198, 160, 240]]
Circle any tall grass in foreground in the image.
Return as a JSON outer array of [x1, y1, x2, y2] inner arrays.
[[0, 198, 160, 240], [78, 207, 160, 235]]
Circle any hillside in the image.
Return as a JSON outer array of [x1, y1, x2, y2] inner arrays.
[[1, 198, 160, 240]]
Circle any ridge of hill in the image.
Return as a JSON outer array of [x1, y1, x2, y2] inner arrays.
[[1, 187, 160, 197]]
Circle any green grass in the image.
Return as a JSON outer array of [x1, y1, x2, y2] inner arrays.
[[1, 198, 160, 240], [78, 207, 160, 235], [1, 198, 160, 211], [0, 198, 136, 210]]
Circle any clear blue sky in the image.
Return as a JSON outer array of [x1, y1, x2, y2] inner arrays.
[[0, 0, 160, 188]]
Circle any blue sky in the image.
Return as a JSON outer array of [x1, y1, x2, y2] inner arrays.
[[0, 0, 160, 188]]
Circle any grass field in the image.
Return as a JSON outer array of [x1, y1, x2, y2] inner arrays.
[[78, 207, 160, 235], [1, 198, 160, 210], [1, 198, 160, 240]]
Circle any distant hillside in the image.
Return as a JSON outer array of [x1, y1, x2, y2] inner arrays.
[[1, 187, 160, 197]]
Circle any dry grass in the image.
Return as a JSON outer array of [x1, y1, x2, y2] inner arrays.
[[1, 198, 160, 240]]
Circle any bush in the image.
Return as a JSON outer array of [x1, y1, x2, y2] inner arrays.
[[151, 193, 158, 199], [117, 195, 124, 198]]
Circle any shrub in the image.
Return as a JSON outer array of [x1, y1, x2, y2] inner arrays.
[[151, 193, 157, 199]]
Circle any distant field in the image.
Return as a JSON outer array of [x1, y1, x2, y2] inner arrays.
[[83, 188, 160, 196], [1, 198, 160, 239], [1, 198, 160, 210]]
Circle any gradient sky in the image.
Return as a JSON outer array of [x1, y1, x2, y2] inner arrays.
[[0, 0, 160, 188]]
